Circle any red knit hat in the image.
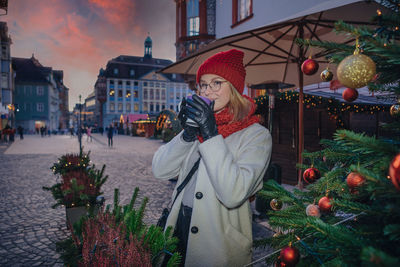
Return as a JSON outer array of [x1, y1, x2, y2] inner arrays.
[[196, 49, 246, 94]]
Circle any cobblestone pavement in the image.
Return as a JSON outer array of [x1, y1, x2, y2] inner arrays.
[[0, 134, 273, 266]]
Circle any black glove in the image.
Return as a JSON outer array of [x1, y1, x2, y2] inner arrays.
[[178, 97, 199, 142], [186, 94, 218, 141]]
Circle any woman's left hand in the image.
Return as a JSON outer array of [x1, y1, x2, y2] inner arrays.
[[186, 94, 218, 141]]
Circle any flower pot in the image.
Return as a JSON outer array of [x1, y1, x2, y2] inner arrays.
[[66, 206, 88, 229]]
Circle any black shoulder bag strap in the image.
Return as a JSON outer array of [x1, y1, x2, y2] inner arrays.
[[157, 158, 201, 229], [171, 157, 201, 207]]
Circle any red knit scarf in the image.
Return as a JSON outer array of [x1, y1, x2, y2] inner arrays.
[[198, 95, 259, 143]]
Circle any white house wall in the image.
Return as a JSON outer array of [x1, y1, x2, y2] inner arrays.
[[216, 0, 361, 38]]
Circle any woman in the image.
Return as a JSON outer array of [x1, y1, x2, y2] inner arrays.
[[152, 49, 272, 266]]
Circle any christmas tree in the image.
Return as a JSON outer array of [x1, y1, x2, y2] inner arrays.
[[255, 1, 400, 266]]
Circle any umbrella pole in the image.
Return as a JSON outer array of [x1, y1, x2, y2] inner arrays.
[[297, 24, 304, 190]]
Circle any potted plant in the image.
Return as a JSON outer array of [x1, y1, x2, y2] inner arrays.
[[43, 152, 108, 228]]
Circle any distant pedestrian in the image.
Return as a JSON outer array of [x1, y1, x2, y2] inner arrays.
[[99, 126, 104, 136], [107, 124, 114, 147], [87, 126, 92, 142], [40, 127, 44, 137], [17, 126, 24, 140]]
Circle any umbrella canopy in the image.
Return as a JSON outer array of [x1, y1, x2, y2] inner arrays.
[[160, 0, 383, 187], [160, 1, 380, 86]]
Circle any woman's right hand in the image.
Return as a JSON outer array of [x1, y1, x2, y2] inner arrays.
[[178, 97, 199, 142]]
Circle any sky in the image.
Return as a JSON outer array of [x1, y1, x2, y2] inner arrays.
[[4, 0, 176, 111]]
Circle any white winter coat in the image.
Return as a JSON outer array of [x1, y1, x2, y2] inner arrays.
[[152, 123, 272, 267]]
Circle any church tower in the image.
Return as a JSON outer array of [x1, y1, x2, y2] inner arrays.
[[144, 34, 152, 59]]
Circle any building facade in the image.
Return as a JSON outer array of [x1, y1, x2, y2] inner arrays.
[[175, 0, 216, 61], [0, 21, 14, 128], [94, 36, 190, 128], [12, 56, 61, 133], [53, 70, 69, 130]]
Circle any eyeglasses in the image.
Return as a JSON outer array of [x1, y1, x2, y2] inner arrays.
[[197, 80, 228, 93]]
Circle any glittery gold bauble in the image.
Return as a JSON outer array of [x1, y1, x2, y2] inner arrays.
[[320, 69, 333, 82], [270, 199, 283, 211], [337, 53, 376, 89], [390, 100, 400, 118]]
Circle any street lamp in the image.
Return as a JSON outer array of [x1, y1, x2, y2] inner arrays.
[[250, 81, 294, 132], [78, 95, 82, 155]]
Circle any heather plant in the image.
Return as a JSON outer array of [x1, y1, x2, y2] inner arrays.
[[58, 188, 181, 266]]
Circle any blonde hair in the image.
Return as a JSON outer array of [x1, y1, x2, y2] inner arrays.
[[227, 83, 252, 122]]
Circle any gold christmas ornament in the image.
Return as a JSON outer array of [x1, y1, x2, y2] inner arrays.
[[390, 100, 400, 118], [320, 68, 333, 82], [337, 52, 376, 89], [270, 199, 283, 211]]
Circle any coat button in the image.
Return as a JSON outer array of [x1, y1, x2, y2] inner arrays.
[[195, 192, 203, 199], [191, 226, 198, 234]]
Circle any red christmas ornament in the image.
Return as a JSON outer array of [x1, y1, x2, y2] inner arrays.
[[389, 154, 400, 190], [346, 172, 366, 188], [303, 167, 321, 184], [330, 79, 343, 91], [301, 59, 319, 75], [318, 196, 332, 212], [280, 245, 300, 266], [342, 88, 359, 102]]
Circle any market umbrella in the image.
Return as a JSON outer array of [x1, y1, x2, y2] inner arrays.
[[160, 0, 382, 187]]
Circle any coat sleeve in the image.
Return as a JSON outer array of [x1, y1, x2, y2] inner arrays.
[[198, 125, 272, 209], [152, 131, 195, 180]]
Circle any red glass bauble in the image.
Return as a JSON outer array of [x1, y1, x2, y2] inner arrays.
[[346, 172, 366, 188], [318, 196, 332, 212], [303, 167, 321, 184], [342, 88, 358, 102], [280, 246, 300, 266], [389, 154, 400, 190], [301, 59, 319, 75]]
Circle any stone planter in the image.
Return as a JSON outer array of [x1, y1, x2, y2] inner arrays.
[[66, 206, 88, 229]]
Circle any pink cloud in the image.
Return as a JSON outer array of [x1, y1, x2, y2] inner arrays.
[[88, 0, 136, 34]]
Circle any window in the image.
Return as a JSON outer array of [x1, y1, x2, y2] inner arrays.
[[2, 45, 7, 58], [114, 68, 119, 75], [118, 90, 123, 98], [126, 103, 131, 111], [134, 90, 138, 98], [161, 89, 165, 99], [170, 91, 174, 100], [143, 103, 148, 112], [37, 103, 44, 112], [149, 82, 154, 87], [134, 103, 139, 111], [134, 81, 139, 86], [156, 82, 160, 88], [118, 81, 123, 88], [150, 89, 154, 100], [150, 103, 154, 112], [110, 103, 115, 111], [156, 89, 160, 100], [118, 103, 123, 112], [126, 81, 131, 88], [109, 89, 115, 96], [232, 0, 253, 25], [130, 69, 135, 76], [143, 82, 148, 87], [126, 90, 131, 98], [170, 105, 174, 110], [187, 0, 199, 36], [156, 104, 160, 112], [144, 89, 148, 100], [162, 104, 165, 110], [109, 80, 115, 88], [37, 86, 44, 96]]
